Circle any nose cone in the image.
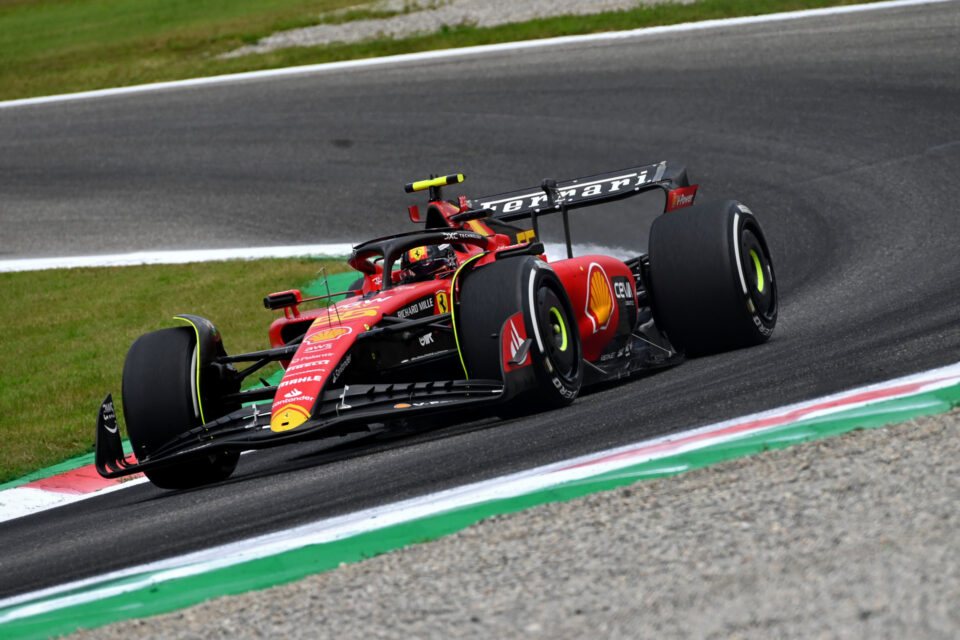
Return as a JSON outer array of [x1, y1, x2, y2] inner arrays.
[[271, 403, 310, 432]]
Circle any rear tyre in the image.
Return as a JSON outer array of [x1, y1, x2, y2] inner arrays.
[[647, 200, 777, 355], [122, 327, 239, 489], [343, 276, 364, 299], [458, 256, 583, 409]]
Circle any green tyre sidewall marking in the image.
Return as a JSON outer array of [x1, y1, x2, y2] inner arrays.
[[749, 249, 764, 293], [171, 316, 206, 424], [548, 306, 568, 352]]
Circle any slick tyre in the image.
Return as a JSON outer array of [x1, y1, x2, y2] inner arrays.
[[343, 276, 364, 299], [458, 256, 583, 409], [122, 327, 239, 489], [647, 200, 777, 355]]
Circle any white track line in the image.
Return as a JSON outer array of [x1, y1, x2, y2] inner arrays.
[[0, 242, 619, 272], [2, 360, 958, 619], [0, 245, 354, 273], [0, 0, 949, 110], [0, 479, 150, 525]]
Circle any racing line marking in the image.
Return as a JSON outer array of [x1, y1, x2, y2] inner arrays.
[[0, 244, 355, 273]]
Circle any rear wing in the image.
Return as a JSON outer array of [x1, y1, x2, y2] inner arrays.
[[466, 160, 692, 223]]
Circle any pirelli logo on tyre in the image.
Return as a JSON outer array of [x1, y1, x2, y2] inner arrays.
[[585, 263, 614, 333]]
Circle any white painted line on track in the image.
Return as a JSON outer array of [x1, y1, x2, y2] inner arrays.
[[2, 360, 958, 619], [0, 479, 150, 524], [0, 0, 949, 110], [0, 242, 617, 272], [0, 244, 354, 273]]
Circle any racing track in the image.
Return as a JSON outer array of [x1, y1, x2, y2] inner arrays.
[[1, 2, 959, 601]]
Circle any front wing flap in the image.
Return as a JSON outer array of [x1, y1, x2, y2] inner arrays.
[[95, 379, 504, 479]]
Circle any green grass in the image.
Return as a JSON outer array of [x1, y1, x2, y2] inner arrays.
[[0, 258, 347, 484], [0, 0, 887, 101]]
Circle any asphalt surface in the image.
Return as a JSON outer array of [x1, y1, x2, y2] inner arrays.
[[70, 409, 960, 639], [1, 0, 959, 609]]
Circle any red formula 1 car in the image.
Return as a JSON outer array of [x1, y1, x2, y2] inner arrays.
[[95, 162, 778, 489]]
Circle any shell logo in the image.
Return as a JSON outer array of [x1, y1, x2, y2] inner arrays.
[[324, 307, 378, 321], [585, 264, 614, 333], [270, 403, 311, 432], [307, 326, 351, 342]]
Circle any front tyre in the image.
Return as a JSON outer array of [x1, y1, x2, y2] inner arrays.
[[122, 327, 239, 489], [458, 256, 583, 409], [647, 200, 777, 355]]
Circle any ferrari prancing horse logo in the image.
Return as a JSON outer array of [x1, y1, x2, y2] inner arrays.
[[435, 291, 450, 314]]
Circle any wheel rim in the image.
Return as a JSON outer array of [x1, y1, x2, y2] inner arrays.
[[537, 286, 577, 379], [739, 227, 776, 321], [548, 306, 569, 352]]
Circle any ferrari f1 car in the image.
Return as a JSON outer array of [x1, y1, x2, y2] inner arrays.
[[95, 161, 778, 489]]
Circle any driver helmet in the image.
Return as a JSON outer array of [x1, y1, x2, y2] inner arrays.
[[400, 244, 456, 283]]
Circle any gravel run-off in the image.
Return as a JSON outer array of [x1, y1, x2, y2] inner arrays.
[[221, 0, 695, 57]]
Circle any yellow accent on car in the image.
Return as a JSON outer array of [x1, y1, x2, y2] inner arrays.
[[270, 404, 311, 432], [750, 249, 765, 292], [308, 327, 350, 341], [587, 269, 613, 329], [449, 252, 489, 379], [467, 220, 489, 235], [405, 174, 465, 193], [549, 307, 568, 352], [173, 315, 206, 424], [516, 229, 536, 243], [436, 291, 450, 314]]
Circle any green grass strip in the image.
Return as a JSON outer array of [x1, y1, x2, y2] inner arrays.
[[3, 378, 958, 639], [0, 0, 889, 101], [0, 270, 358, 490]]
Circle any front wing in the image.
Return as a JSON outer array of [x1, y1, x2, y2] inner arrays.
[[95, 379, 503, 479]]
